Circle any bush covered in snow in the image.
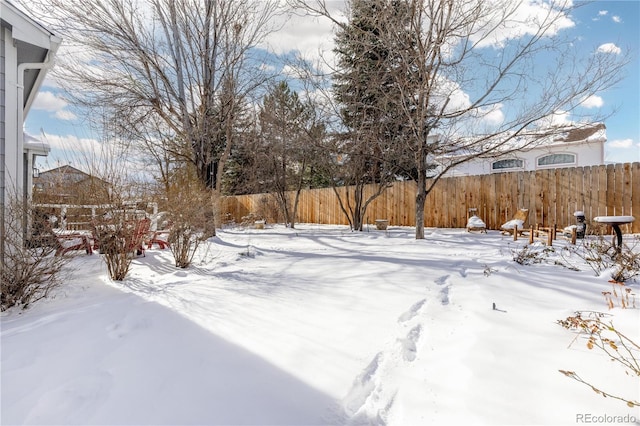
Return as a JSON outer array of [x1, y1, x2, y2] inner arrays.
[[1, 197, 70, 311]]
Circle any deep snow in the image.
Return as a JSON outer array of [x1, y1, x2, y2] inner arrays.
[[2, 224, 639, 425]]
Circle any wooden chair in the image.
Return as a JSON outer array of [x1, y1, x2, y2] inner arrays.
[[127, 218, 151, 256], [466, 208, 487, 233], [501, 209, 529, 236], [91, 218, 150, 257], [55, 233, 93, 256], [147, 220, 172, 249]]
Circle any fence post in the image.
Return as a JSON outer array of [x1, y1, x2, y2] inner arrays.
[[60, 205, 67, 230], [219, 163, 639, 232]]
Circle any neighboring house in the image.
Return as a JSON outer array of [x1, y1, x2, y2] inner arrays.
[[441, 123, 606, 177], [33, 165, 112, 205], [1, 1, 61, 248]]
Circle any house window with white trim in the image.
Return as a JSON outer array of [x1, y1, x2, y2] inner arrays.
[[536, 153, 576, 168], [491, 158, 524, 172]]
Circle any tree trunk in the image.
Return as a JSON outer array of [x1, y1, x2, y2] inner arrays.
[[353, 185, 364, 231], [415, 180, 426, 239], [415, 146, 428, 239]]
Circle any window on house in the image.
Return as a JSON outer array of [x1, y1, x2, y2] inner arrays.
[[491, 159, 524, 171], [537, 153, 576, 167]]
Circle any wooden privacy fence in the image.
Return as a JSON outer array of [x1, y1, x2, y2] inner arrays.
[[221, 162, 640, 234]]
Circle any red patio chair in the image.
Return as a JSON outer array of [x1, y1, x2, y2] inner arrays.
[[127, 218, 151, 256], [147, 220, 172, 249], [55, 233, 93, 256], [91, 218, 150, 257]]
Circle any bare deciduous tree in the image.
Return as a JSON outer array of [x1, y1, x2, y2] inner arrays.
[[256, 81, 325, 228], [290, 0, 628, 238], [26, 0, 285, 230]]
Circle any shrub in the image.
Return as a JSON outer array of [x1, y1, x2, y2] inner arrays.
[[92, 218, 134, 281], [558, 311, 639, 407], [602, 281, 637, 310], [511, 243, 554, 265], [1, 197, 70, 310], [91, 206, 150, 281], [571, 236, 640, 282], [610, 249, 640, 283], [166, 187, 216, 268], [239, 212, 262, 227]]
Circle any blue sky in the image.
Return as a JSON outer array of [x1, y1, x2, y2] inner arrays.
[[567, 1, 640, 163], [25, 0, 640, 170]]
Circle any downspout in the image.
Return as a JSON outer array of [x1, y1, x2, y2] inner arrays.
[[17, 33, 60, 188], [16, 41, 59, 237], [17, 59, 54, 192]]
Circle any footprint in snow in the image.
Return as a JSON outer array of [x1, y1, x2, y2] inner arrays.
[[344, 316, 424, 423], [397, 299, 426, 323], [434, 275, 451, 305], [434, 274, 449, 286], [343, 352, 384, 416], [399, 324, 422, 362], [440, 286, 450, 305], [448, 261, 469, 278]]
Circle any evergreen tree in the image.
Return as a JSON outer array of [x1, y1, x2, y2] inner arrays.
[[257, 81, 323, 228], [331, 0, 415, 230]]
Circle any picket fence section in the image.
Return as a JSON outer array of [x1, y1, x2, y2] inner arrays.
[[221, 162, 640, 233]]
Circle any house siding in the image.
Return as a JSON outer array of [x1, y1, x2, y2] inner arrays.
[[1, 24, 5, 210], [444, 140, 605, 177], [1, 24, 5, 260], [1, 3, 60, 269], [1, 23, 19, 224]]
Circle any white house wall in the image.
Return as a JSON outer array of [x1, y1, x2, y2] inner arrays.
[[2, 25, 19, 200], [1, 2, 59, 198], [1, 2, 60, 264], [443, 140, 605, 177], [1, 25, 5, 210]]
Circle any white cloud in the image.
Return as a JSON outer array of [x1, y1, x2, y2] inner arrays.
[[36, 132, 145, 177], [432, 76, 472, 112], [32, 91, 67, 112], [55, 110, 78, 120], [598, 10, 608, 16], [612, 16, 621, 23], [40, 133, 103, 154], [580, 95, 603, 109], [259, 63, 277, 73], [268, 1, 576, 67], [280, 64, 305, 78], [597, 43, 622, 55], [608, 138, 633, 148], [42, 74, 63, 90], [484, 106, 505, 126], [470, 0, 575, 49], [32, 91, 76, 120], [433, 79, 504, 131], [536, 110, 572, 128], [262, 6, 344, 68]]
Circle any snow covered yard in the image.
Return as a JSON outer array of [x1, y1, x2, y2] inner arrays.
[[2, 224, 639, 425]]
